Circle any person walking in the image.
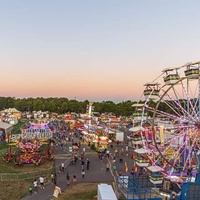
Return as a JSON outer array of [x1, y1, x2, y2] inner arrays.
[[73, 175, 77, 184], [54, 172, 57, 185], [59, 163, 62, 173], [131, 169, 134, 176], [118, 170, 122, 176], [112, 155, 116, 164], [51, 173, 54, 184], [125, 145, 129, 152], [61, 162, 65, 173], [33, 179, 38, 194], [33, 178, 38, 194], [113, 164, 117, 172], [29, 185, 33, 195], [106, 162, 109, 172], [121, 148, 124, 156], [115, 149, 119, 157], [106, 149, 110, 157], [66, 173, 70, 186], [39, 175, 45, 189], [86, 158, 90, 170], [81, 160, 85, 170], [81, 169, 85, 180]]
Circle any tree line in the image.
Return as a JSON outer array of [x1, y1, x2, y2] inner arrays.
[[0, 97, 136, 116]]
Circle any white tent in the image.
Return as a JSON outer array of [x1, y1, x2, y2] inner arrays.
[[0, 121, 13, 134], [1, 108, 21, 113], [129, 126, 144, 132]]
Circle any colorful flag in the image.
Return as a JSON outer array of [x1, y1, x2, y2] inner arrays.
[[125, 161, 128, 172], [134, 161, 137, 172]]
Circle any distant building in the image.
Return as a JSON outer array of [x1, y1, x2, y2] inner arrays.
[[0, 121, 13, 142]]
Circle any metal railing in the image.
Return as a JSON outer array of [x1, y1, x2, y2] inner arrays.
[[0, 167, 55, 181], [0, 153, 71, 181]]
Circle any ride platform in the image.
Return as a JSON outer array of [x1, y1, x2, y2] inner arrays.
[[117, 174, 162, 200]]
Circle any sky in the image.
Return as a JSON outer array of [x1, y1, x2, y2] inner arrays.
[[0, 0, 200, 103]]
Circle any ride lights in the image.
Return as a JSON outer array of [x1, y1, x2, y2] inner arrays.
[[159, 189, 171, 199]]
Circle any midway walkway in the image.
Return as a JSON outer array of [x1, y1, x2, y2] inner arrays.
[[21, 131, 136, 200]]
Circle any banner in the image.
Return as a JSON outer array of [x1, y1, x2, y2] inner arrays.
[[160, 126, 164, 145], [53, 186, 61, 198]]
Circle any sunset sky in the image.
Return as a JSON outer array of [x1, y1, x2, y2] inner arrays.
[[1, 1, 200, 102]]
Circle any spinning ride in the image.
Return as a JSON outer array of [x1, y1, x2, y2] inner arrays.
[[138, 61, 200, 186], [7, 123, 54, 166], [14, 139, 42, 165], [21, 123, 53, 140]]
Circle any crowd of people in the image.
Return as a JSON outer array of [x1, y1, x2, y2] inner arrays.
[[27, 120, 131, 198], [29, 175, 45, 196]]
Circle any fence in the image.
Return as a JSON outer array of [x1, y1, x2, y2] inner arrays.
[[0, 136, 73, 181], [0, 167, 55, 181], [0, 151, 72, 181]]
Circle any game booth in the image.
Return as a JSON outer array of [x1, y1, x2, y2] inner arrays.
[[92, 131, 111, 152]]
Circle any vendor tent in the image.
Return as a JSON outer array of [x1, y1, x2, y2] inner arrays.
[[1, 108, 21, 113], [0, 121, 13, 134]]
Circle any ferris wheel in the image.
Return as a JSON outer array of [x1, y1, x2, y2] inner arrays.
[[133, 61, 200, 185]]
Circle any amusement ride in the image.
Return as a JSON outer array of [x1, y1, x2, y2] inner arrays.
[[129, 61, 200, 200], [3, 122, 54, 165]]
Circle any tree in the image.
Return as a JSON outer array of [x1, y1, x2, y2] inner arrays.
[[33, 98, 45, 111], [60, 102, 68, 113]]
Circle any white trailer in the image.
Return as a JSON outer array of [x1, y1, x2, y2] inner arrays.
[[97, 184, 117, 200], [116, 131, 124, 142]]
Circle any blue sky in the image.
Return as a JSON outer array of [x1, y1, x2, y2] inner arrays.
[[0, 1, 200, 102]]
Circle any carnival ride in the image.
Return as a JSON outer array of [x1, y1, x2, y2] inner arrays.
[[2, 147, 15, 162], [2, 123, 54, 166], [128, 61, 200, 199], [86, 102, 94, 118], [14, 139, 42, 165]]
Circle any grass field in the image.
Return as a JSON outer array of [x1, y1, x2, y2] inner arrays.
[[0, 182, 104, 200], [0, 160, 54, 199], [12, 120, 28, 135], [0, 143, 54, 173], [0, 144, 54, 199], [0, 179, 32, 200]]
